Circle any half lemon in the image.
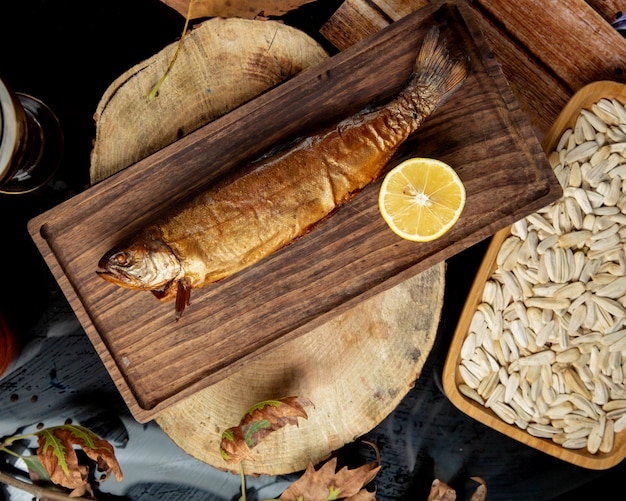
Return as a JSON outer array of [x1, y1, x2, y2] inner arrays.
[[378, 157, 466, 242]]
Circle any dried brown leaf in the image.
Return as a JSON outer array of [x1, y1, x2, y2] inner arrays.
[[160, 0, 316, 20], [345, 489, 378, 501], [427, 477, 487, 501], [220, 396, 313, 463], [280, 457, 380, 501], [428, 479, 456, 501], [35, 425, 122, 491], [468, 477, 487, 501]]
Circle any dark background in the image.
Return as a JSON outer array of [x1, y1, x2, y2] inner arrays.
[[1, 1, 625, 499]]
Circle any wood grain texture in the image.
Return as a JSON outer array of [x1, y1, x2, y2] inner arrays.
[[443, 82, 626, 470], [89, 18, 329, 184], [585, 0, 625, 23], [322, 0, 626, 140], [27, 1, 560, 422], [319, 0, 429, 50], [157, 264, 445, 475], [471, 0, 625, 89], [466, 0, 626, 137], [319, 0, 380, 50]]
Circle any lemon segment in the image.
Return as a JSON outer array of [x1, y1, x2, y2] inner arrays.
[[378, 158, 466, 242]]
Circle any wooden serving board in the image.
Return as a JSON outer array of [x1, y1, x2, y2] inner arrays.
[[27, 1, 561, 422]]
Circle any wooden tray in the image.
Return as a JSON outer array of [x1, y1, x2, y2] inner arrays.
[[443, 81, 626, 469], [28, 1, 561, 422]]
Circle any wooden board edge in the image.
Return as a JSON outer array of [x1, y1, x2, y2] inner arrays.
[[25, 1, 563, 422], [26, 214, 158, 422]]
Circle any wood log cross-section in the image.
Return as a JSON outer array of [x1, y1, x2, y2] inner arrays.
[[89, 17, 329, 184], [157, 265, 445, 475]]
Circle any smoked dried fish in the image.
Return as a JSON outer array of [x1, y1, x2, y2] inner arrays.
[[97, 27, 468, 318]]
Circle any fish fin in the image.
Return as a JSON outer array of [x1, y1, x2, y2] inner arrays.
[[175, 278, 192, 320], [411, 26, 468, 105], [151, 280, 176, 301]]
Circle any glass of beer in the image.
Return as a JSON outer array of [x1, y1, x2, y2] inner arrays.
[[0, 76, 63, 194]]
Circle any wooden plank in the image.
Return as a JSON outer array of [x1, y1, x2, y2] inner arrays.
[[28, 1, 560, 422], [469, 0, 626, 95], [319, 0, 429, 50], [461, 9, 570, 138], [471, 0, 625, 78], [321, 0, 626, 139], [585, 0, 625, 23], [319, 0, 391, 50], [464, 0, 626, 138]]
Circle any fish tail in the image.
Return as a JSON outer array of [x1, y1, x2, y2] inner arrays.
[[404, 26, 468, 113]]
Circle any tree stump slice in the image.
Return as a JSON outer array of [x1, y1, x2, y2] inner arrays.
[[89, 17, 329, 184], [156, 264, 445, 475], [89, 9, 446, 476]]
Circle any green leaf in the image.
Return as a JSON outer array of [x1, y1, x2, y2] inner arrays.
[[21, 455, 51, 482]]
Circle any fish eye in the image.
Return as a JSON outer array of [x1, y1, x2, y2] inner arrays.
[[112, 251, 131, 267]]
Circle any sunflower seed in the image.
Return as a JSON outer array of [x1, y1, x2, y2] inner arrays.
[[594, 99, 621, 125], [459, 364, 480, 389], [565, 141, 599, 163], [614, 413, 626, 433], [581, 108, 608, 133], [612, 99, 626, 123], [457, 99, 626, 454], [491, 401, 517, 424], [586, 416, 605, 454], [461, 331, 477, 360], [459, 384, 485, 405], [563, 436, 589, 449], [600, 418, 614, 452]]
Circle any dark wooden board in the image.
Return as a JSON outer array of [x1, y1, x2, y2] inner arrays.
[[27, 1, 562, 422]]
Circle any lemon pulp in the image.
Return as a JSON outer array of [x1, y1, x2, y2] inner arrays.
[[378, 157, 466, 242]]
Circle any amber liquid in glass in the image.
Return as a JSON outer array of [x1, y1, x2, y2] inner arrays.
[[0, 78, 63, 194]]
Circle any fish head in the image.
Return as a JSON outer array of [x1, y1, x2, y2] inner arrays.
[[97, 236, 181, 291]]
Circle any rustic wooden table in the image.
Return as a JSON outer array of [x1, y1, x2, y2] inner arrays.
[[1, 1, 626, 500]]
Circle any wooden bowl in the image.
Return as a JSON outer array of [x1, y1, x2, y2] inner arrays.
[[443, 81, 626, 470]]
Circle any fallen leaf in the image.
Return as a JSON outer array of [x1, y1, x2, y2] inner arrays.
[[36, 425, 123, 491], [345, 489, 379, 501], [160, 0, 317, 20], [427, 477, 487, 501], [67, 464, 93, 498], [220, 396, 313, 463], [427, 479, 456, 501], [22, 455, 51, 484], [468, 477, 487, 501], [280, 457, 381, 501]]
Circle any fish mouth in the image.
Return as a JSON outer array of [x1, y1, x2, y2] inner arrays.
[[96, 268, 114, 279], [96, 268, 128, 287]]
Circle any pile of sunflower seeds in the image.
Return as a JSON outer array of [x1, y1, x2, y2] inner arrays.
[[458, 96, 626, 454]]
